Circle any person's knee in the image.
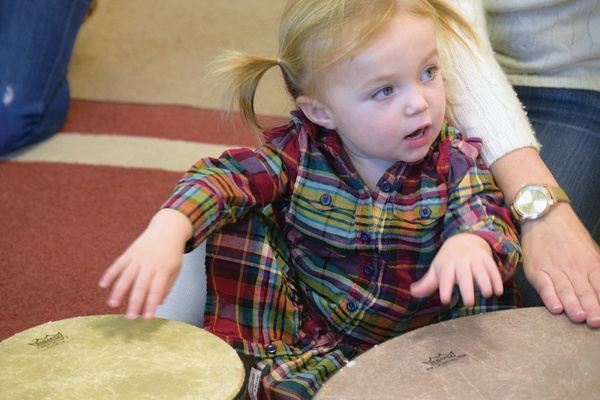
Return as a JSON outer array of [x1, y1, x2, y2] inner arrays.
[[0, 105, 31, 155], [0, 108, 53, 155], [0, 87, 69, 155]]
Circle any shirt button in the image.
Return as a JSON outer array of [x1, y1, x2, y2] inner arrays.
[[360, 232, 371, 243], [419, 206, 432, 219], [347, 301, 358, 312], [363, 264, 374, 276], [320, 193, 332, 206], [380, 181, 392, 192], [265, 344, 277, 354]]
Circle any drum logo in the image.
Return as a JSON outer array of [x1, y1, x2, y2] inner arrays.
[[422, 351, 467, 370], [28, 332, 71, 351]]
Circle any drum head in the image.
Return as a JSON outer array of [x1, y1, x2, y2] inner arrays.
[[316, 307, 600, 399], [0, 315, 244, 399]]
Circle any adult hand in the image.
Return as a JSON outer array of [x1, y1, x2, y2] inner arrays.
[[520, 204, 600, 328]]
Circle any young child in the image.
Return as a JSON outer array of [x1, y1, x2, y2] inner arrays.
[[99, 0, 521, 398]]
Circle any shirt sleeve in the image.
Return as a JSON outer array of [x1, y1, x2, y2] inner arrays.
[[439, 0, 540, 167], [160, 140, 297, 251], [441, 130, 521, 281]]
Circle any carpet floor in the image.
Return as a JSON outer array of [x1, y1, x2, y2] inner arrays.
[[0, 0, 286, 341]]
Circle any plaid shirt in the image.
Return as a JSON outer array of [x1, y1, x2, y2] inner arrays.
[[162, 111, 521, 398]]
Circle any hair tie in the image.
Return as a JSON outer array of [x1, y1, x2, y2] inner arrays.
[[276, 58, 283, 66]]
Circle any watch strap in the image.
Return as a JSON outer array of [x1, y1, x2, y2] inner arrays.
[[509, 203, 522, 224], [546, 185, 570, 205]]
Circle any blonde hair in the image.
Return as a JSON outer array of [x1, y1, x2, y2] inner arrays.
[[210, 0, 477, 135]]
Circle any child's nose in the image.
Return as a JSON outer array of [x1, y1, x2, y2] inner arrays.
[[404, 87, 428, 116]]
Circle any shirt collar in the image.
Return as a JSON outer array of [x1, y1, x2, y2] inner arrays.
[[263, 109, 442, 172], [263, 110, 345, 157]]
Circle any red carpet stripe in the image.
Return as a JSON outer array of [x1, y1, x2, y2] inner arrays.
[[0, 162, 183, 340], [63, 99, 287, 146]]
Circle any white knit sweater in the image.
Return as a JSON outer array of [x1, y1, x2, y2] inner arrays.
[[485, 0, 600, 92], [441, 0, 599, 166]]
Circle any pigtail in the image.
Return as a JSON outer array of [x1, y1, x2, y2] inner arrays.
[[205, 0, 477, 138], [207, 51, 280, 136]]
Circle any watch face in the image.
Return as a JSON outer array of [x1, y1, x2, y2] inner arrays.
[[515, 185, 550, 219]]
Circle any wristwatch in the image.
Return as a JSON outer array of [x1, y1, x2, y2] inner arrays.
[[509, 184, 570, 224]]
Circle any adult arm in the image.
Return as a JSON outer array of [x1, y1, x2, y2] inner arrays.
[[441, 0, 600, 327], [490, 149, 600, 327]]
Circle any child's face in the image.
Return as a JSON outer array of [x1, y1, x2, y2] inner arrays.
[[304, 14, 445, 174]]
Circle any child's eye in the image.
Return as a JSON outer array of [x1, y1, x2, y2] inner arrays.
[[372, 86, 394, 99], [421, 66, 439, 81]]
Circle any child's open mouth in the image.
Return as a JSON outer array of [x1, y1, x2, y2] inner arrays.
[[407, 127, 427, 139]]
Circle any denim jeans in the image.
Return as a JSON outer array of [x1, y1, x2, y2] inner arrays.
[[0, 0, 92, 155], [513, 86, 600, 306]]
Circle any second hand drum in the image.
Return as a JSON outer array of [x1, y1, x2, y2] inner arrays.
[[315, 307, 599, 400], [0, 315, 245, 400]]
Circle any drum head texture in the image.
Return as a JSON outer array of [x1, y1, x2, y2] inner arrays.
[[0, 315, 244, 399], [315, 307, 600, 400]]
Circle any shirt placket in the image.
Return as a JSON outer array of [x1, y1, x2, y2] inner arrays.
[[339, 177, 397, 338]]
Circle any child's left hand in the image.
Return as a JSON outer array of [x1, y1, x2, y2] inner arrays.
[[410, 233, 504, 307]]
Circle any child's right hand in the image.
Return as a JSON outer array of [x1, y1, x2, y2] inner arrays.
[[98, 209, 193, 320], [410, 233, 504, 307]]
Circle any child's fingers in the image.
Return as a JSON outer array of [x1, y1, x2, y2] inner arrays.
[[438, 264, 458, 305], [125, 268, 155, 320], [488, 262, 504, 296], [467, 259, 504, 301], [476, 258, 504, 297], [471, 265, 494, 298], [410, 269, 439, 298], [454, 266, 475, 307], [105, 262, 140, 309], [98, 258, 127, 289], [142, 274, 172, 320]]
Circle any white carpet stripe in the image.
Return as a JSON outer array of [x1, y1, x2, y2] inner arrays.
[[0, 133, 236, 172]]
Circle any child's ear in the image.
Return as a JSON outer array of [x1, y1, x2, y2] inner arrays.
[[295, 95, 336, 130]]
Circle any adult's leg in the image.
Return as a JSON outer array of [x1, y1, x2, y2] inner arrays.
[[0, 0, 92, 155], [513, 86, 600, 306]]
